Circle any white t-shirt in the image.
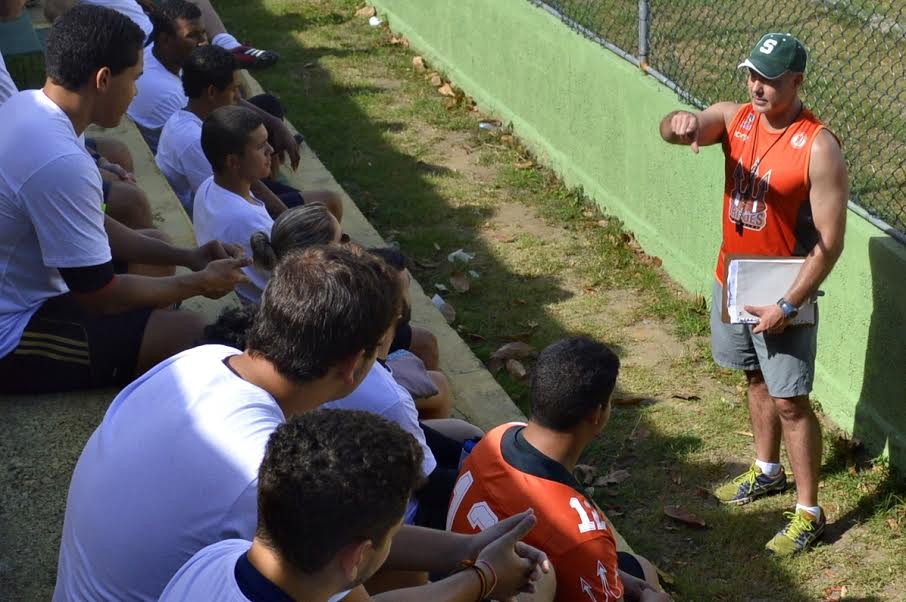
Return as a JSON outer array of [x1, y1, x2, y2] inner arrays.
[[53, 345, 285, 602], [160, 539, 348, 602], [156, 109, 210, 213], [127, 45, 185, 151], [83, 0, 153, 41], [0, 90, 110, 358], [325, 361, 437, 479], [193, 177, 273, 304], [0, 50, 18, 105]]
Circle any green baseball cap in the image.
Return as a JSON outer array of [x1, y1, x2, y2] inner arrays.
[[738, 33, 808, 79]]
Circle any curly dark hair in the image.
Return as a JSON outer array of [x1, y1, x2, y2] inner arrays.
[[149, 0, 201, 44], [257, 409, 423, 573], [247, 245, 401, 383], [45, 4, 145, 91], [200, 305, 257, 349], [182, 45, 237, 98], [530, 336, 621, 431]]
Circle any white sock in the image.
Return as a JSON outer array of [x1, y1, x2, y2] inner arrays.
[[796, 504, 822, 520], [755, 459, 781, 478], [212, 32, 241, 50]]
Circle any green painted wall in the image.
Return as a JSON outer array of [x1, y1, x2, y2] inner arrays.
[[371, 0, 906, 469]]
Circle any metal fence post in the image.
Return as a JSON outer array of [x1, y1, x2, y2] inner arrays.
[[638, 0, 650, 71]]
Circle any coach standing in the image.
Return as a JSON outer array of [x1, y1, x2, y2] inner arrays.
[[658, 33, 848, 556]]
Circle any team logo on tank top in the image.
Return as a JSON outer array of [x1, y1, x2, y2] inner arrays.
[[728, 158, 771, 231]]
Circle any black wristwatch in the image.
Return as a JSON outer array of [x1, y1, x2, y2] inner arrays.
[[777, 298, 799, 320]]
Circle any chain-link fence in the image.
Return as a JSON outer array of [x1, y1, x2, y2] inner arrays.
[[535, 0, 906, 238]]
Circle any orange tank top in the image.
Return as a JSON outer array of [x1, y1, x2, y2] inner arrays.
[[715, 103, 828, 284]]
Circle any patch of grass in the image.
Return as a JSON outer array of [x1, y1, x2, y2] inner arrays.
[[217, 1, 906, 599]]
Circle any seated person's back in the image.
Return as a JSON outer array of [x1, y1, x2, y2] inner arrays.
[[448, 337, 666, 602]]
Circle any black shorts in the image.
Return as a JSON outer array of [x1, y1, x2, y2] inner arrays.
[[0, 294, 153, 394], [261, 178, 305, 209], [617, 551, 646, 580], [389, 322, 413, 354]]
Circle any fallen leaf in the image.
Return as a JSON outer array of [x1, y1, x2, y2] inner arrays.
[[438, 83, 457, 97], [487, 357, 503, 375], [663, 505, 706, 528], [399, 36, 410, 48], [656, 568, 676, 585], [887, 517, 900, 531], [593, 469, 631, 486], [429, 73, 443, 87], [414, 258, 439, 269], [582, 210, 594, 218], [490, 342, 536, 361], [505, 359, 528, 380], [597, 219, 609, 227], [671, 393, 701, 401], [733, 430, 755, 438], [450, 271, 470, 293], [412, 56, 426, 72], [574, 464, 597, 485], [500, 134, 514, 145], [442, 97, 459, 110], [355, 5, 376, 17], [514, 160, 534, 169]]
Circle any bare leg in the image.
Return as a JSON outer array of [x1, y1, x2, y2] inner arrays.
[[105, 181, 154, 230], [302, 189, 344, 222], [135, 308, 206, 375], [776, 395, 822, 507], [91, 136, 135, 172], [415, 371, 452, 420], [746, 370, 782, 463], [408, 325, 439, 371]]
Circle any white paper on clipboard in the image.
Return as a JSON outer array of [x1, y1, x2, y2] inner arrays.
[[726, 258, 815, 325]]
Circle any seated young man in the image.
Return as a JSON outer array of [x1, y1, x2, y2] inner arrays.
[[125, 0, 298, 156], [0, 5, 248, 395], [156, 45, 342, 219], [54, 245, 549, 602], [161, 410, 552, 602], [44, 0, 277, 69], [448, 337, 671, 602]]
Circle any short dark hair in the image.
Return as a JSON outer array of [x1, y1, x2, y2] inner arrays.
[[529, 337, 620, 431], [149, 0, 201, 44], [247, 245, 402, 383], [201, 105, 264, 173], [45, 4, 145, 91], [368, 246, 407, 272], [258, 410, 422, 573], [182, 45, 237, 98], [200, 305, 256, 349]]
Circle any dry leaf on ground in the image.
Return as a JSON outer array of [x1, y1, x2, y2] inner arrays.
[[490, 342, 536, 361], [442, 97, 459, 110], [505, 359, 528, 380], [593, 469, 631, 486], [355, 5, 376, 17], [412, 56, 426, 71], [450, 272, 470, 293], [514, 160, 534, 169], [438, 83, 457, 97], [428, 72, 442, 87], [733, 430, 755, 438], [663, 505, 707, 528]]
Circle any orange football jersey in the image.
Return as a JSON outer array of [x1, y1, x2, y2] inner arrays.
[[447, 423, 623, 602], [716, 103, 832, 284]]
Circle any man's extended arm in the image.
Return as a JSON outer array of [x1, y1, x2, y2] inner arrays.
[[659, 101, 738, 153]]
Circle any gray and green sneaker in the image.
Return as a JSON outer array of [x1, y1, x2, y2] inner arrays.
[[766, 509, 826, 556], [714, 464, 788, 505]]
